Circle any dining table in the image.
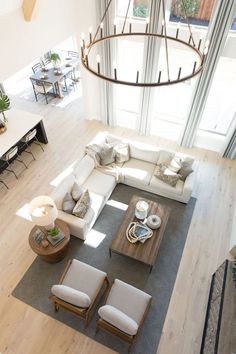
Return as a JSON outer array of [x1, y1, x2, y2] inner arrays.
[[30, 57, 79, 98]]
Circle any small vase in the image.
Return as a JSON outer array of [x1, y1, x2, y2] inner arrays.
[[0, 118, 7, 134]]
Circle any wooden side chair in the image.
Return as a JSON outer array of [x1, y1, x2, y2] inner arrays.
[[96, 279, 152, 352], [50, 259, 109, 326]]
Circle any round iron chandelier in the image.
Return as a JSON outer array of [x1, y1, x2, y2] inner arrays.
[[80, 0, 209, 87]]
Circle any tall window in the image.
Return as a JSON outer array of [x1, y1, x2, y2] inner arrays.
[[116, 0, 149, 18]]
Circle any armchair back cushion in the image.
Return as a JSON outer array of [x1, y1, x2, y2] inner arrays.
[[51, 284, 91, 308]]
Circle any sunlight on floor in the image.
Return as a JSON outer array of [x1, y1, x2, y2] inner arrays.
[[16, 203, 32, 221], [106, 199, 128, 211], [84, 229, 106, 248], [53, 85, 83, 109]]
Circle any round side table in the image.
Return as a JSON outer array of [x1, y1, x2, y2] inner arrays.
[[29, 219, 70, 263]]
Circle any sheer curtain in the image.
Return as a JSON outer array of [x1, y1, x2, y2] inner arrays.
[[97, 0, 116, 126], [179, 0, 236, 147], [221, 114, 236, 159], [137, 0, 162, 135]]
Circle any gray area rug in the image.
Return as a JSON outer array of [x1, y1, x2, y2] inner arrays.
[[12, 184, 196, 354]]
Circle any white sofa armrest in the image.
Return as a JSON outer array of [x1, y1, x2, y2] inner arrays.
[[57, 210, 88, 240], [181, 170, 195, 203]]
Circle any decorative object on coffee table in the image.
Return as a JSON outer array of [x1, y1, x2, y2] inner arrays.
[[126, 222, 153, 244], [110, 195, 170, 272], [135, 200, 149, 220], [29, 219, 70, 263], [146, 214, 162, 229], [29, 196, 58, 230]]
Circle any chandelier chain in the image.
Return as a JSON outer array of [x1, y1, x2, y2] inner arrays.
[[121, 0, 132, 34]]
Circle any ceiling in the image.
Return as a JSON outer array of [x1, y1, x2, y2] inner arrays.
[[0, 0, 22, 15]]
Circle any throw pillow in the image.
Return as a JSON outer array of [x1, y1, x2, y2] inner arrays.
[[167, 155, 183, 173], [71, 182, 84, 201], [97, 143, 115, 165], [114, 143, 130, 163], [154, 164, 180, 187], [73, 189, 90, 218], [179, 162, 193, 181], [62, 192, 76, 214]]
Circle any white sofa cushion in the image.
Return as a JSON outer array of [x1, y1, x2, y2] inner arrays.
[[51, 284, 91, 308], [83, 169, 116, 198], [129, 141, 160, 164], [106, 133, 127, 145], [73, 155, 95, 185], [149, 175, 184, 196], [98, 305, 138, 335], [51, 174, 76, 210], [83, 191, 105, 229], [122, 158, 156, 186], [62, 259, 107, 300], [106, 279, 152, 325]]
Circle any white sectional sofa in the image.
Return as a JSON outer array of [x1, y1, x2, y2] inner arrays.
[[50, 132, 195, 240]]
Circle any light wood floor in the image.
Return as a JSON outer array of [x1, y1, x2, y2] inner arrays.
[[0, 90, 235, 354]]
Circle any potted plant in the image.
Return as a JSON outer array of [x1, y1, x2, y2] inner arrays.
[[48, 227, 60, 238], [0, 94, 10, 133], [0, 94, 10, 122], [50, 52, 61, 69]]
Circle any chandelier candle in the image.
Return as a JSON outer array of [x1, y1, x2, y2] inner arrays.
[[89, 27, 92, 43], [176, 22, 180, 39]]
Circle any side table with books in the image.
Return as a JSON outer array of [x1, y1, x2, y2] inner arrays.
[[29, 219, 70, 263]]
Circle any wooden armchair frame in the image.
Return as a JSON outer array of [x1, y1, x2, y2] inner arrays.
[[50, 259, 109, 326], [96, 281, 152, 352]]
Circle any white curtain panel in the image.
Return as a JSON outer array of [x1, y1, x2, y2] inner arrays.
[[137, 0, 162, 135], [221, 113, 236, 159], [179, 0, 236, 148], [97, 0, 115, 126]]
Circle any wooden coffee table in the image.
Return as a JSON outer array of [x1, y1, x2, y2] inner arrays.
[[29, 219, 70, 263], [109, 195, 170, 272]]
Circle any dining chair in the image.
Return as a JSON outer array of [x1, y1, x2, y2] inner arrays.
[[0, 146, 28, 180], [67, 51, 79, 58], [32, 62, 42, 74], [42, 51, 52, 66], [0, 179, 9, 190], [20, 128, 44, 161], [30, 78, 54, 104]]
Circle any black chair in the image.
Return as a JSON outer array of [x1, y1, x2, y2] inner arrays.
[[30, 78, 55, 104], [32, 62, 42, 74]]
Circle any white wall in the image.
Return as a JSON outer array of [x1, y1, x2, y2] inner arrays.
[[0, 0, 101, 120]]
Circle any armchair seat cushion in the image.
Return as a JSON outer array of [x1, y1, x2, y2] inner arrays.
[[62, 259, 107, 301], [98, 305, 138, 336], [51, 284, 91, 308]]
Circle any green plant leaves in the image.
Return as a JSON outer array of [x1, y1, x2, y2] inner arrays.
[[0, 94, 10, 112]]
